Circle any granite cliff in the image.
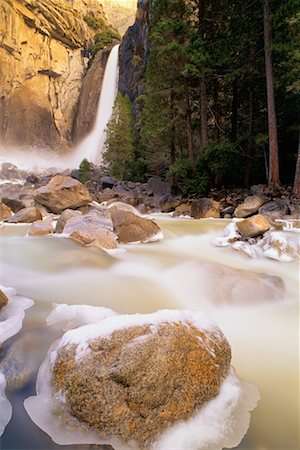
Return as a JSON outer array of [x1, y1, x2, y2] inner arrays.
[[0, 0, 113, 151]]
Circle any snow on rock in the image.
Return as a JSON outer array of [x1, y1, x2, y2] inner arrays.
[[213, 222, 299, 261], [24, 305, 259, 450]]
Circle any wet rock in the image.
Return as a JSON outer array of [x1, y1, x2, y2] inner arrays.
[[191, 198, 220, 219], [100, 177, 115, 189], [236, 214, 270, 238], [173, 202, 192, 217], [52, 313, 231, 448], [159, 195, 182, 213], [1, 197, 26, 213], [34, 175, 92, 213], [259, 199, 289, 222], [0, 202, 13, 221], [55, 209, 82, 234], [221, 206, 235, 217], [146, 177, 172, 197], [234, 196, 267, 218], [0, 289, 9, 309], [110, 207, 161, 243], [27, 219, 53, 237], [63, 209, 118, 250], [259, 232, 300, 262], [6, 207, 43, 224]]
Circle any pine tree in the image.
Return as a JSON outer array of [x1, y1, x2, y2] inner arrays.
[[78, 158, 92, 183], [103, 93, 135, 179]]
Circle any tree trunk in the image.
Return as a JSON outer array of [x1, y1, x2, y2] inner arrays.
[[200, 74, 208, 150], [231, 78, 238, 142], [293, 131, 300, 196], [264, 0, 280, 189], [170, 90, 176, 165], [184, 81, 194, 165], [244, 90, 254, 187], [213, 79, 221, 144]]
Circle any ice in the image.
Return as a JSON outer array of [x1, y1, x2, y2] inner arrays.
[[0, 285, 34, 344], [0, 285, 34, 436], [0, 372, 12, 436]]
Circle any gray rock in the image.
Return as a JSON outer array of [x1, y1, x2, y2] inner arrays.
[[191, 198, 220, 219], [234, 196, 267, 218]]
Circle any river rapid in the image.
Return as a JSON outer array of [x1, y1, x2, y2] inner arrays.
[[0, 217, 299, 450]]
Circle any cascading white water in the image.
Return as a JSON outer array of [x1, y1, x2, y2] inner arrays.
[[0, 44, 120, 171], [70, 44, 120, 166]]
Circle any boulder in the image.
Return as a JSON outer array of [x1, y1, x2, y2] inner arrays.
[[109, 207, 161, 243], [34, 176, 92, 213], [146, 177, 172, 197], [234, 196, 267, 218], [0, 288, 9, 309], [63, 209, 118, 250], [173, 202, 192, 217], [221, 206, 235, 217], [0, 202, 13, 221], [51, 311, 231, 448], [236, 214, 270, 238], [159, 194, 182, 213], [27, 220, 53, 237], [191, 198, 220, 219], [258, 199, 289, 222], [6, 207, 43, 224], [1, 197, 26, 213], [100, 176, 115, 189], [55, 209, 82, 234]]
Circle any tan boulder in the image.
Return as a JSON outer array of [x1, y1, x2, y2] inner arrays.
[[237, 214, 270, 238], [0, 201, 13, 221], [173, 202, 192, 217], [109, 207, 161, 243], [52, 313, 231, 447], [27, 219, 54, 237], [191, 198, 220, 219], [63, 209, 118, 249], [6, 207, 43, 223], [0, 288, 9, 309], [34, 176, 92, 213], [55, 209, 82, 233], [234, 196, 267, 218]]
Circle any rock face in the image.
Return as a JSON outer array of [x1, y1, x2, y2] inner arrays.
[[101, 0, 137, 35], [119, 0, 149, 111], [0, 202, 13, 221], [234, 196, 267, 218], [0, 289, 9, 309], [6, 207, 43, 223], [72, 47, 111, 144], [34, 176, 92, 213], [110, 207, 161, 243], [191, 198, 220, 219], [63, 209, 118, 249], [0, 0, 112, 150], [236, 214, 270, 238], [52, 312, 231, 447]]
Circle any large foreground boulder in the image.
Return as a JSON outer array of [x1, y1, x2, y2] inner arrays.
[[109, 207, 161, 243], [51, 311, 231, 448], [34, 176, 92, 213]]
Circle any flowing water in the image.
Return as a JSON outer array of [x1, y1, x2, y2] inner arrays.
[[0, 218, 299, 450]]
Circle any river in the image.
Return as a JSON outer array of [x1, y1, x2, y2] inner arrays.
[[0, 217, 298, 450]]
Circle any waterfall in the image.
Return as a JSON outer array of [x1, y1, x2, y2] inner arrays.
[[0, 44, 120, 171], [71, 44, 120, 166]]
